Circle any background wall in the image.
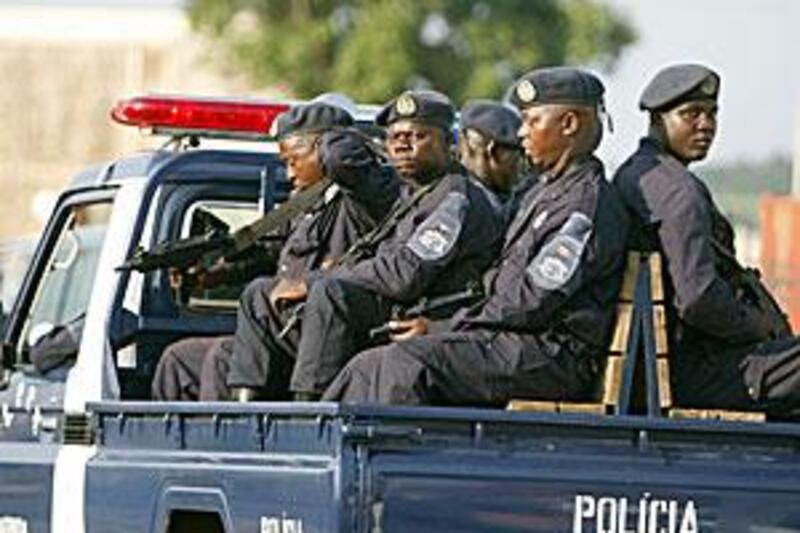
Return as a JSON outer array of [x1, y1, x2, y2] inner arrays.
[[0, 4, 254, 240]]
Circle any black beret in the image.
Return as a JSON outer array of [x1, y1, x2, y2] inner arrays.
[[639, 64, 720, 111], [510, 67, 605, 109], [375, 90, 455, 131], [459, 100, 521, 147], [273, 102, 354, 139]]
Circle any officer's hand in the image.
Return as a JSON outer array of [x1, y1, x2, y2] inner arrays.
[[195, 258, 229, 290], [320, 257, 337, 270], [270, 278, 308, 308], [388, 317, 429, 342], [168, 267, 186, 291], [169, 262, 222, 292]]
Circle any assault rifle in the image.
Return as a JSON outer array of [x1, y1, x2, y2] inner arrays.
[[368, 282, 484, 340], [712, 240, 792, 338], [117, 178, 330, 273]]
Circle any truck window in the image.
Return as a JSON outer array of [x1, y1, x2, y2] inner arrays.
[[23, 201, 113, 350], [180, 199, 261, 310]]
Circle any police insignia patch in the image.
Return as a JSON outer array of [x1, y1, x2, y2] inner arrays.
[[395, 94, 417, 116], [407, 192, 467, 261], [516, 80, 537, 103], [416, 226, 451, 256], [701, 76, 718, 96], [527, 212, 593, 291]]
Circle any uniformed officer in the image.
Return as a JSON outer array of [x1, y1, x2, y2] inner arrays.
[[457, 100, 523, 207], [322, 68, 630, 405], [613, 64, 800, 417], [152, 101, 399, 401], [382, 100, 528, 341], [273, 89, 505, 401]]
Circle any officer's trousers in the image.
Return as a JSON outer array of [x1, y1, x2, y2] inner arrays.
[[291, 277, 393, 395], [322, 328, 599, 406], [672, 335, 800, 418], [226, 276, 299, 399], [151, 336, 232, 401]]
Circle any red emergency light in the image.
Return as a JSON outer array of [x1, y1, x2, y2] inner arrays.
[[110, 95, 290, 139]]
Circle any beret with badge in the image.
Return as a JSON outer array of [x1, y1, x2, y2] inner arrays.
[[639, 64, 720, 112], [459, 100, 521, 148], [273, 102, 354, 140], [509, 66, 606, 110], [375, 89, 456, 131]]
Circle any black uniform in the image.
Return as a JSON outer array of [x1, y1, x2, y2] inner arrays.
[[290, 164, 505, 396], [614, 137, 800, 415], [152, 129, 398, 400], [322, 156, 630, 405], [151, 335, 232, 401], [220, 130, 399, 398]]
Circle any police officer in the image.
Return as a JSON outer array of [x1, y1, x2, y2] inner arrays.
[[152, 101, 399, 401], [269, 90, 505, 401], [457, 100, 523, 207], [383, 100, 528, 342], [613, 64, 800, 417], [322, 68, 630, 405]]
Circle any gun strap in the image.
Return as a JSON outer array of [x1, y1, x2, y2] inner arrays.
[[335, 180, 438, 267], [230, 178, 332, 256]]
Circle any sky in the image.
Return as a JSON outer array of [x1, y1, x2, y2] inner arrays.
[[599, 0, 800, 167]]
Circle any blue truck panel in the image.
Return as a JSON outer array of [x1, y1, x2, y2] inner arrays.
[[0, 442, 58, 532], [86, 452, 343, 532], [81, 402, 800, 532]]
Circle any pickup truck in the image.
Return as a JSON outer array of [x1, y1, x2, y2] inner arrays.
[[0, 94, 798, 533]]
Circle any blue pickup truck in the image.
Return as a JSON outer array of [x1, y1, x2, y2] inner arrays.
[[0, 95, 798, 533]]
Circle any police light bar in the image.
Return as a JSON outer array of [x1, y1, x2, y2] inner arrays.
[[110, 95, 290, 140]]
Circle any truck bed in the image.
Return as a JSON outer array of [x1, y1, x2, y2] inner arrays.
[[82, 402, 800, 532]]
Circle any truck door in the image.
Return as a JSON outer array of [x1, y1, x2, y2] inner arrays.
[[0, 187, 116, 533]]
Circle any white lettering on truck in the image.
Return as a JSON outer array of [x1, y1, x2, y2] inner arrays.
[[0, 516, 28, 533], [573, 493, 699, 533], [260, 514, 304, 533]]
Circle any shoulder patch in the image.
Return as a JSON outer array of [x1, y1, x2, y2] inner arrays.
[[527, 212, 593, 291], [407, 191, 468, 261]]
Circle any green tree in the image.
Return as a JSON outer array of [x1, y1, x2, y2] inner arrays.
[[187, 0, 636, 103]]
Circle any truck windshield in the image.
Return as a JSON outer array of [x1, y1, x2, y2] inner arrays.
[[24, 201, 113, 349]]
